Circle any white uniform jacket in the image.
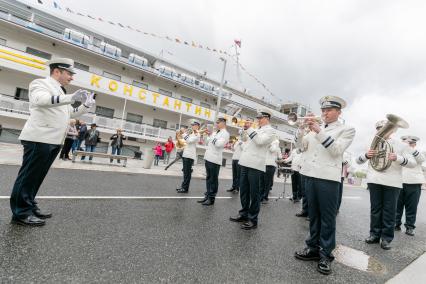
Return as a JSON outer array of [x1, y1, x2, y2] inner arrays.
[[19, 77, 89, 145], [284, 148, 302, 172], [295, 121, 355, 182], [204, 128, 230, 165], [182, 132, 200, 161], [238, 124, 276, 172], [232, 141, 243, 160], [356, 138, 417, 188], [265, 139, 282, 166], [402, 148, 425, 184]]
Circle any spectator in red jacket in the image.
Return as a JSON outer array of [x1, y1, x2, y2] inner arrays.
[[164, 136, 175, 164]]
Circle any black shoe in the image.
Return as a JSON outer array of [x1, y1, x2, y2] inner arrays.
[[197, 198, 208, 203], [177, 189, 188, 193], [261, 199, 269, 204], [296, 211, 308, 217], [11, 215, 45, 226], [380, 239, 391, 250], [365, 236, 380, 244], [293, 199, 301, 203], [241, 221, 257, 230], [294, 247, 320, 261], [405, 228, 415, 236], [317, 258, 332, 275], [395, 225, 401, 231], [229, 215, 248, 223], [33, 209, 52, 219], [226, 188, 236, 192], [289, 197, 294, 201], [201, 199, 214, 206]]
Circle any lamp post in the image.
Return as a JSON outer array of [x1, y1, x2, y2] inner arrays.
[[214, 57, 227, 123]]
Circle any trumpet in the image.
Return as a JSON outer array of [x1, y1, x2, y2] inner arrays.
[[288, 112, 322, 131]]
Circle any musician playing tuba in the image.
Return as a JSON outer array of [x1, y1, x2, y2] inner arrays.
[[356, 118, 416, 250]]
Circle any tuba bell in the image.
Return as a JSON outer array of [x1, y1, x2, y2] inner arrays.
[[369, 114, 409, 172], [175, 128, 187, 149]]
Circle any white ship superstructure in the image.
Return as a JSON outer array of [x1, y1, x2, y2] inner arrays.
[[0, 0, 296, 162]]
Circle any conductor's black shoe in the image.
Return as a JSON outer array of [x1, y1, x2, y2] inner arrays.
[[296, 211, 308, 217], [380, 240, 392, 250], [229, 215, 248, 223], [317, 258, 332, 275], [177, 189, 188, 193], [395, 225, 401, 231], [405, 228, 415, 236], [294, 248, 320, 261], [365, 236, 380, 244], [11, 215, 45, 226], [241, 221, 257, 230], [197, 198, 207, 203], [33, 209, 52, 219], [201, 199, 214, 206]]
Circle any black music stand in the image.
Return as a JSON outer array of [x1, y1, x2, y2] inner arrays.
[[275, 166, 293, 201]]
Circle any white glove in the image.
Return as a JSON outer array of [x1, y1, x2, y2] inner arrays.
[[83, 92, 96, 108], [71, 89, 88, 103]]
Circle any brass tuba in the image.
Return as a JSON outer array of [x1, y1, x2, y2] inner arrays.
[[175, 128, 187, 149], [370, 114, 409, 171]]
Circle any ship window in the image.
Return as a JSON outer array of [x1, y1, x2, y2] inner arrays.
[[25, 47, 52, 60], [126, 113, 143, 124], [95, 106, 114, 118], [0, 37, 6, 46], [14, 88, 29, 101], [132, 80, 148, 89], [200, 102, 211, 109], [291, 107, 298, 113], [74, 62, 89, 72], [93, 37, 102, 47], [158, 88, 172, 97], [301, 107, 307, 117], [180, 96, 193, 103], [175, 123, 188, 130], [153, 119, 167, 129], [102, 71, 121, 81]]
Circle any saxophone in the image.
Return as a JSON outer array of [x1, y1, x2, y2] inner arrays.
[[369, 114, 409, 171]]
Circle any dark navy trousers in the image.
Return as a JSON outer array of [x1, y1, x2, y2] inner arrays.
[[300, 174, 309, 214], [231, 159, 240, 190], [395, 183, 421, 229], [205, 160, 221, 200], [181, 157, 194, 191], [304, 176, 339, 260], [10, 141, 61, 218], [291, 171, 302, 200], [239, 166, 263, 223], [368, 183, 400, 242], [337, 177, 344, 212], [260, 165, 276, 200]]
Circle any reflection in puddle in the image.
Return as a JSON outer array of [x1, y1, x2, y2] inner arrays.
[[334, 245, 386, 274]]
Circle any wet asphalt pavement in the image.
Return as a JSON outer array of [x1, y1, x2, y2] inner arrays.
[[0, 164, 425, 283]]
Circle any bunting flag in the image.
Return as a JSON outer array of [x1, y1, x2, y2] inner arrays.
[[33, 0, 279, 103]]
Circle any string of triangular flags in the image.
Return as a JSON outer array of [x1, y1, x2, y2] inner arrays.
[[32, 0, 281, 104]]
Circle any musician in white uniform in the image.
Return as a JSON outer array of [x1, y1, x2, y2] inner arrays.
[[10, 58, 94, 226], [229, 109, 276, 230], [198, 117, 230, 205], [294, 96, 355, 275], [176, 120, 201, 193], [356, 120, 416, 250], [395, 136, 425, 236], [284, 148, 302, 203], [227, 131, 246, 193], [260, 137, 281, 202]]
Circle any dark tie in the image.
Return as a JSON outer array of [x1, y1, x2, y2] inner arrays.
[[216, 130, 220, 134], [325, 124, 329, 128], [61, 86, 67, 94]]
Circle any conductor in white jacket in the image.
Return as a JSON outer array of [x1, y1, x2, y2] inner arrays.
[[10, 58, 95, 226], [229, 109, 276, 230], [198, 117, 230, 206], [176, 120, 201, 193], [395, 135, 425, 236]]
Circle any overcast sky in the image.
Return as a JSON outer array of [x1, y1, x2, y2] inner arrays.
[[23, 0, 426, 163]]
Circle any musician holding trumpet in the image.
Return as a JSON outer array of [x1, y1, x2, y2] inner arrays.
[[176, 120, 201, 193], [357, 118, 416, 250], [293, 96, 355, 275]]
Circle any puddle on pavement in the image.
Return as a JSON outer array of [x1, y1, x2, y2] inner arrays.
[[334, 245, 386, 274]]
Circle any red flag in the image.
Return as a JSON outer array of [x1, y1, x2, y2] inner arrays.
[[234, 39, 241, 48]]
